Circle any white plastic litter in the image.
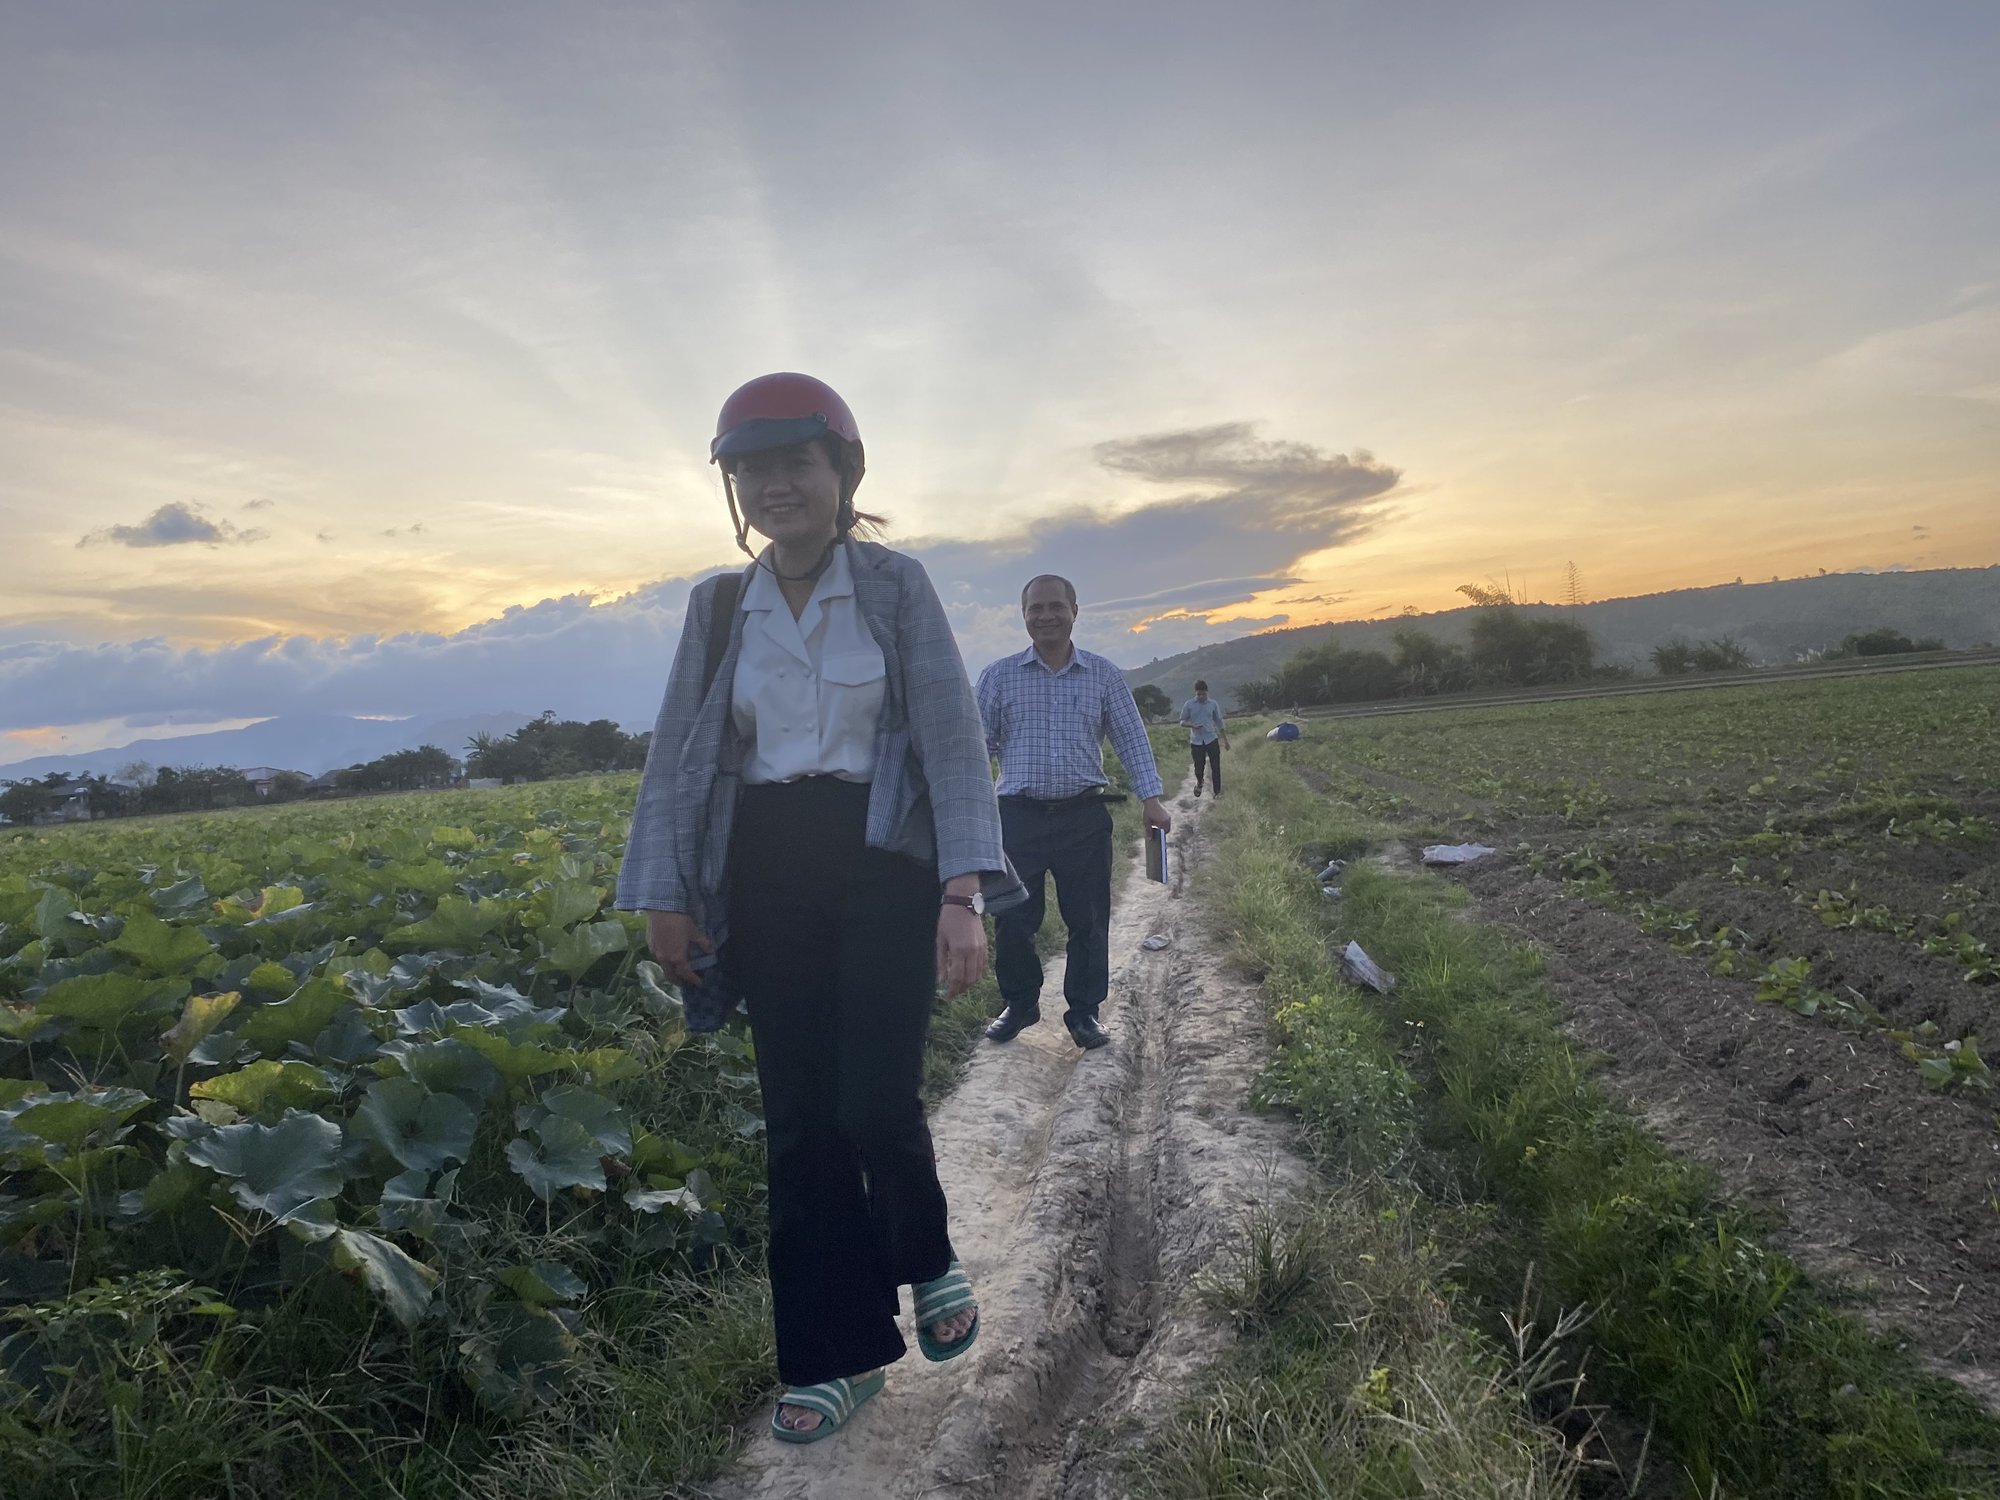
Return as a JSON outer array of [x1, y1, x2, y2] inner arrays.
[[1320, 885, 1342, 898], [1140, 934, 1171, 951], [1314, 860, 1347, 882], [1339, 940, 1397, 994], [1421, 843, 1498, 866]]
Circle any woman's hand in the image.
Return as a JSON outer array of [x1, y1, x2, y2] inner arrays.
[[647, 911, 715, 991], [935, 903, 988, 1001]]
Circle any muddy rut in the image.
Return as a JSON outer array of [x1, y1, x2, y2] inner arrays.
[[696, 785, 1309, 1499]]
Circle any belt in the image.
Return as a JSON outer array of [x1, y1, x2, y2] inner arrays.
[[999, 789, 1127, 811]]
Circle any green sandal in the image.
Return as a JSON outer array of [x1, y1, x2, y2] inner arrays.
[[913, 1259, 980, 1362], [769, 1369, 886, 1444]]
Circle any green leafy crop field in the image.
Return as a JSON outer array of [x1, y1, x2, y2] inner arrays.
[[0, 777, 779, 1498], [1305, 665, 2000, 1091], [1255, 664, 2000, 1483]]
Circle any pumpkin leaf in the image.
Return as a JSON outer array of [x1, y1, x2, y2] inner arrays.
[[181, 1110, 346, 1224], [160, 990, 243, 1064], [332, 1227, 438, 1328], [505, 1116, 606, 1201], [352, 1077, 479, 1172], [189, 1059, 336, 1115], [110, 908, 215, 973], [539, 919, 627, 980], [498, 1261, 586, 1307], [238, 977, 353, 1053]]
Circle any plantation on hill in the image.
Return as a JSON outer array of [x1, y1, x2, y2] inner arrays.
[[1124, 566, 2000, 707]]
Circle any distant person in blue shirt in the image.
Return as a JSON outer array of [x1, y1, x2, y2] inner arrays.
[[975, 575, 1172, 1051], [1178, 680, 1230, 798]]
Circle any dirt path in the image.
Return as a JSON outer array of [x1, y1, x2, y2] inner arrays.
[[697, 784, 1309, 1499]]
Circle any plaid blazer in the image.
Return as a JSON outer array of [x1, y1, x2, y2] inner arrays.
[[615, 541, 1025, 936]]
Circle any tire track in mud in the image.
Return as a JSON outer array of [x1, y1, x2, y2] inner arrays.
[[697, 785, 1309, 1499]]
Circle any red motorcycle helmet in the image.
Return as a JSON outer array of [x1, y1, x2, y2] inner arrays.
[[711, 373, 868, 555], [711, 372, 864, 476]]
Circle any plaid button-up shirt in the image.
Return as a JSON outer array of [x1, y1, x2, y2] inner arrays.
[[975, 644, 1164, 801]]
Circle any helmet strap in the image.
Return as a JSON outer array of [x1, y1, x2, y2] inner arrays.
[[722, 471, 755, 558]]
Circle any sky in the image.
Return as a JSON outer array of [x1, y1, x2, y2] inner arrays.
[[4, 1, 1998, 757]]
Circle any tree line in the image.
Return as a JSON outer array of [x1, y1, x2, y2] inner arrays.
[[0, 766, 275, 824], [1234, 608, 1612, 712], [462, 713, 650, 782], [1226, 615, 1955, 714], [0, 746, 466, 826]]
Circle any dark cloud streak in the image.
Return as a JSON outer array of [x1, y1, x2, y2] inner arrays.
[[78, 502, 267, 549]]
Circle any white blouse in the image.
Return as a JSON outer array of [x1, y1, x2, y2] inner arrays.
[[731, 545, 886, 786]]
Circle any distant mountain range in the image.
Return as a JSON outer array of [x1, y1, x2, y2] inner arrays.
[[0, 712, 534, 784], [1123, 567, 2000, 708]]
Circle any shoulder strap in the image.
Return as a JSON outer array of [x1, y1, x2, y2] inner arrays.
[[701, 575, 742, 699]]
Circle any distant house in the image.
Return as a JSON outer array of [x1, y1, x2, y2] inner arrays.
[[43, 778, 99, 824], [238, 767, 306, 798]]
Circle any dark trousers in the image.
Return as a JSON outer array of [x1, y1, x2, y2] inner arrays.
[[994, 796, 1114, 1028], [726, 777, 953, 1386], [1191, 740, 1222, 793]]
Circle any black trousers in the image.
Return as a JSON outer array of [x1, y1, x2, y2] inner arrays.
[[726, 777, 954, 1386], [994, 796, 1114, 1027], [1191, 740, 1223, 793]]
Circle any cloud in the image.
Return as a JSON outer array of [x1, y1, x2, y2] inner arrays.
[[381, 522, 429, 538], [913, 422, 1399, 645], [10, 421, 1401, 738], [242, 498, 276, 510], [78, 501, 267, 549]]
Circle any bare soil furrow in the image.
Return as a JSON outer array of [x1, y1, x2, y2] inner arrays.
[[1455, 857, 2000, 1410]]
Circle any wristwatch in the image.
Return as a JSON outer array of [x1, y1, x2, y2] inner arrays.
[[940, 891, 986, 915]]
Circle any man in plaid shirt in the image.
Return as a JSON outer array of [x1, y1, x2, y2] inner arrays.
[[974, 575, 1172, 1050]]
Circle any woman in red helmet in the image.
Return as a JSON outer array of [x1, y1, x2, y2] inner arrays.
[[615, 374, 1023, 1441]]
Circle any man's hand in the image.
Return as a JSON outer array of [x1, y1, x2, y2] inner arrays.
[[646, 911, 714, 991], [1143, 796, 1172, 833]]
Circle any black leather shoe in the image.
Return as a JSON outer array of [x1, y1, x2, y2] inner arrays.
[[985, 1006, 1041, 1042], [1067, 1016, 1111, 1050]]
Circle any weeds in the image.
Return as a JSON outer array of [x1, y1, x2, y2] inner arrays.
[[1138, 1190, 1583, 1500]]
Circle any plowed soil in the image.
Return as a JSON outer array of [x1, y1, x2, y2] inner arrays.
[[1452, 857, 2000, 1409]]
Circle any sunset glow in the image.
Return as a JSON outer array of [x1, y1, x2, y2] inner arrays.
[[4, 3, 1996, 756]]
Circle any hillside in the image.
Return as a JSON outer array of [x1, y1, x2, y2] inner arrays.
[[1122, 567, 2000, 707]]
